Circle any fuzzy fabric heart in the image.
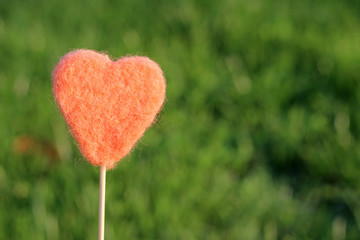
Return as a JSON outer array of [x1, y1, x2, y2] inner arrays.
[[52, 49, 166, 169]]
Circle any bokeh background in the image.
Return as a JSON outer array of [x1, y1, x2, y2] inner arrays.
[[1, 0, 360, 239]]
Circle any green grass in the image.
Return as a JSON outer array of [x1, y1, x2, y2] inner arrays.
[[0, 0, 360, 239]]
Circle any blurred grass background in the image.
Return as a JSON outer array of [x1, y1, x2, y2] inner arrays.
[[0, 0, 360, 239]]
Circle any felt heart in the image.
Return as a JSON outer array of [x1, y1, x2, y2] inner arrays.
[[52, 50, 166, 169]]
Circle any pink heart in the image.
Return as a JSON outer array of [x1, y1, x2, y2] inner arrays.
[[52, 50, 166, 169]]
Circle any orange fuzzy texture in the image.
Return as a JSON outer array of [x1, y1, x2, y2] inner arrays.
[[52, 49, 166, 169]]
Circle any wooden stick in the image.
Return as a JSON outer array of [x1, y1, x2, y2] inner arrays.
[[98, 165, 106, 240]]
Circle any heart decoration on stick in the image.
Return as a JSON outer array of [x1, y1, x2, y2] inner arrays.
[[52, 49, 166, 240], [53, 49, 166, 169]]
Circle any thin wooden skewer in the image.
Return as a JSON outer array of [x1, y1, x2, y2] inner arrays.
[[98, 165, 106, 240]]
